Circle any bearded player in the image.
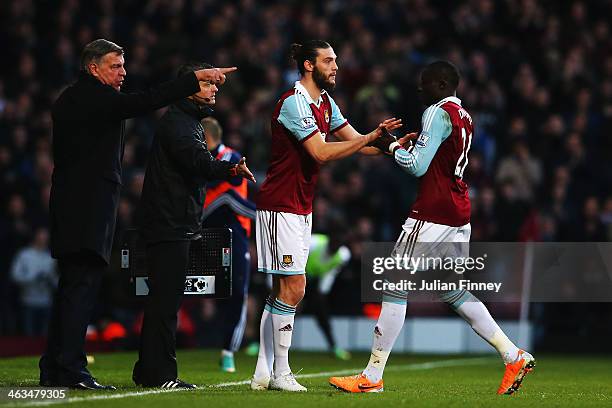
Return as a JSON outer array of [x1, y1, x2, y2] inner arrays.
[[250, 40, 401, 392], [329, 61, 536, 395]]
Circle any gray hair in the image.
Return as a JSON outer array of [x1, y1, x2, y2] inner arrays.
[[80, 39, 124, 71]]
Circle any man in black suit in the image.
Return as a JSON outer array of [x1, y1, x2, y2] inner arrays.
[[41, 39, 237, 390], [132, 62, 255, 389]]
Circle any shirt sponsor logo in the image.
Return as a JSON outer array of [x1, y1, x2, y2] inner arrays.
[[281, 254, 295, 268], [301, 117, 316, 129], [416, 132, 430, 148]]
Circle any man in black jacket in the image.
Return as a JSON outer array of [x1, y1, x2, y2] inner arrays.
[[132, 62, 255, 389], [42, 39, 237, 390]]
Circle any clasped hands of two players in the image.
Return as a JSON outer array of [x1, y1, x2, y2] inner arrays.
[[367, 118, 418, 155]]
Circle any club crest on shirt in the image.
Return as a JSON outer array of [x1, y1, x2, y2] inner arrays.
[[301, 117, 316, 129], [416, 132, 430, 148], [281, 254, 294, 268], [324, 109, 330, 123]]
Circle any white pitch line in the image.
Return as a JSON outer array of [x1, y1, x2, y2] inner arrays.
[[211, 357, 493, 388], [4, 357, 494, 407]]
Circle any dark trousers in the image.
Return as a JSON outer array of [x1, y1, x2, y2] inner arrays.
[[133, 240, 190, 386], [218, 234, 250, 352], [39, 253, 105, 385]]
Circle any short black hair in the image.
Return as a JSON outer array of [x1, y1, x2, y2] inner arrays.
[[80, 39, 123, 71], [290, 40, 331, 75], [177, 61, 213, 78], [423, 60, 461, 89]]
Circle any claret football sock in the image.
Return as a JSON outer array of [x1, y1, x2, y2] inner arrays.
[[271, 298, 297, 377], [446, 290, 520, 364], [363, 301, 407, 383], [253, 296, 275, 381]]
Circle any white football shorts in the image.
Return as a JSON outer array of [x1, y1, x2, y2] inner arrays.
[[256, 210, 312, 275], [393, 217, 471, 266]]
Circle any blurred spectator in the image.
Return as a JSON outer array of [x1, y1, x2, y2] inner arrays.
[[10, 227, 56, 336], [495, 140, 542, 201], [561, 196, 608, 242]]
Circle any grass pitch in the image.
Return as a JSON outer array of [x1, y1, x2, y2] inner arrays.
[[1, 350, 611, 407]]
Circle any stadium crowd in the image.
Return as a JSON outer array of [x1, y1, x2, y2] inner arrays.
[[1, 0, 611, 349]]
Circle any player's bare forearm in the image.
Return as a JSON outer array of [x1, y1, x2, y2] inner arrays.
[[336, 130, 381, 155], [334, 123, 362, 141], [303, 131, 371, 163], [359, 146, 382, 155], [335, 121, 399, 156]]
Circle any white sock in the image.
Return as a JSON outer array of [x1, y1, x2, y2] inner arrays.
[[362, 301, 407, 383], [253, 302, 274, 380], [455, 297, 520, 364], [221, 349, 233, 358], [270, 298, 296, 377]]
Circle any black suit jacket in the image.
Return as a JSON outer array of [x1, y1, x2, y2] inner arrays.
[[50, 71, 200, 264]]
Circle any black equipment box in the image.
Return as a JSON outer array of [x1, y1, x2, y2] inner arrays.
[[120, 228, 232, 298]]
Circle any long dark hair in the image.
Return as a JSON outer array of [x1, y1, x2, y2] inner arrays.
[[290, 40, 331, 75]]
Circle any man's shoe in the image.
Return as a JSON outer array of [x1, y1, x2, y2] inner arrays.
[[497, 350, 536, 395], [159, 379, 197, 389], [269, 372, 307, 392], [39, 368, 58, 387], [329, 373, 384, 393], [40, 375, 58, 387], [71, 378, 116, 390]]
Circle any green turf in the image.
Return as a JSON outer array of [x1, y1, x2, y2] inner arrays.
[[1, 350, 611, 407]]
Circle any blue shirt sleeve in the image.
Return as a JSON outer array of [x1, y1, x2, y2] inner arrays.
[[328, 95, 348, 132], [277, 94, 319, 141], [394, 105, 452, 177]]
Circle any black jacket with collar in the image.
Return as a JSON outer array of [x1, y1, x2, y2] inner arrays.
[[138, 98, 236, 244], [50, 71, 200, 264]]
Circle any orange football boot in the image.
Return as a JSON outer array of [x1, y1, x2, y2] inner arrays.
[[497, 350, 536, 395], [329, 373, 384, 393]]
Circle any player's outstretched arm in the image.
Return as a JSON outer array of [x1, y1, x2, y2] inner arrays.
[[334, 119, 403, 155], [394, 108, 451, 177], [333, 124, 380, 155], [303, 118, 401, 163], [302, 130, 371, 163]]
